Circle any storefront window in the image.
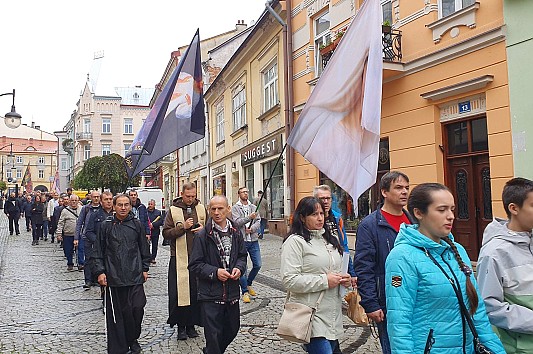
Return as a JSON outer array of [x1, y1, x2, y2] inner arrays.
[[213, 175, 226, 196], [262, 160, 284, 219], [245, 165, 254, 198]]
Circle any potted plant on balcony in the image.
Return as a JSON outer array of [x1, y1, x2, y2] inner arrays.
[[382, 20, 392, 33], [319, 29, 346, 56]]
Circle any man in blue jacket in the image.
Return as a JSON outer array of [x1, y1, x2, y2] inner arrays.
[[354, 171, 412, 354]]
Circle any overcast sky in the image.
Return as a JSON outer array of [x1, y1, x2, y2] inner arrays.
[[0, 0, 266, 134]]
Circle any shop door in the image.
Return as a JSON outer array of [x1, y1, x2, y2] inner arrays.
[[446, 154, 492, 260]]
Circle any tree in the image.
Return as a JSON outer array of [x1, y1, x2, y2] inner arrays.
[[72, 154, 140, 194], [0, 180, 7, 193]]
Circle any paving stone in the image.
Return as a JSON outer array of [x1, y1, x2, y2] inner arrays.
[[0, 213, 380, 353]]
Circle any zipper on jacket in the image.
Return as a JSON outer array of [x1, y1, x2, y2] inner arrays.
[[424, 328, 435, 354], [441, 254, 467, 354]]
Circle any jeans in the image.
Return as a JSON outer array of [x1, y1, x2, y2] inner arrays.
[[306, 337, 337, 354], [77, 236, 85, 266], [63, 236, 75, 266], [239, 240, 261, 294], [150, 232, 159, 261], [32, 223, 43, 242], [42, 219, 49, 238], [376, 319, 391, 354], [25, 216, 31, 231], [259, 219, 267, 236]]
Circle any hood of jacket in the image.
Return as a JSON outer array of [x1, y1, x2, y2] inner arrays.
[[481, 217, 532, 247], [395, 223, 455, 254], [172, 197, 199, 209], [120, 212, 136, 223]]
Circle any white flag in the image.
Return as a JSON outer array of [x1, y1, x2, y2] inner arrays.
[[287, 0, 383, 203]]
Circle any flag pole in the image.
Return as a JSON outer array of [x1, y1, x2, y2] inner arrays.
[[248, 142, 288, 228], [124, 148, 146, 193]]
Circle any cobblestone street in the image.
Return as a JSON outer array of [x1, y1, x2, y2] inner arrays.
[[0, 213, 380, 353]]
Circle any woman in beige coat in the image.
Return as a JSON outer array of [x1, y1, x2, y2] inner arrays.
[[281, 196, 351, 354]]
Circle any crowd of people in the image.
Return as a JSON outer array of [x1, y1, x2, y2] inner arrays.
[[2, 172, 532, 354]]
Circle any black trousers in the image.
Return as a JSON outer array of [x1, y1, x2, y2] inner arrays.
[[25, 215, 31, 231], [8, 213, 20, 234], [106, 285, 146, 354], [201, 301, 240, 354]]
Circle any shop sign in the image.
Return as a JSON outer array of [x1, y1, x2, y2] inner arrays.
[[241, 135, 282, 166], [212, 164, 226, 176]]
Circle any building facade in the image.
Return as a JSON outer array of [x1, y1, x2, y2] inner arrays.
[[205, 3, 288, 234], [290, 0, 512, 259], [0, 123, 58, 195], [63, 82, 153, 184]]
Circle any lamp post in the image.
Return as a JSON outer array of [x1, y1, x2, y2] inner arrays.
[[0, 89, 22, 129], [0, 143, 19, 196]]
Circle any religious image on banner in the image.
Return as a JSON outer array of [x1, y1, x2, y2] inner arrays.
[[22, 163, 33, 194], [52, 170, 60, 194], [124, 29, 205, 178]]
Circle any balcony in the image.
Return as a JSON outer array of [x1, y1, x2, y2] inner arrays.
[[76, 132, 93, 142], [320, 28, 402, 71]]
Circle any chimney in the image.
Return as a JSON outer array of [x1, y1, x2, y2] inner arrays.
[[171, 50, 181, 59], [35, 126, 41, 130], [135, 85, 141, 88], [31, 121, 35, 128], [236, 20, 247, 32]]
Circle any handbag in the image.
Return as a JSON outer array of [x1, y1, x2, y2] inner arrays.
[[423, 248, 495, 354], [345, 289, 369, 326], [276, 290, 325, 344]]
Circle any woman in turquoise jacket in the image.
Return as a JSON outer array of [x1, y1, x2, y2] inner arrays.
[[385, 183, 504, 353]]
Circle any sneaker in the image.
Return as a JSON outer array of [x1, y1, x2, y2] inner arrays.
[[247, 286, 257, 296], [242, 292, 251, 303], [67, 265, 74, 271], [130, 340, 142, 354]]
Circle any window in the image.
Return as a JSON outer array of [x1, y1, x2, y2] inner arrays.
[[382, 0, 392, 24], [124, 143, 131, 156], [102, 118, 111, 133], [440, 0, 475, 18], [84, 145, 91, 160], [102, 144, 111, 156], [16, 169, 22, 179], [61, 157, 68, 171], [38, 156, 45, 164], [262, 160, 284, 219], [124, 118, 133, 134], [38, 170, 44, 179], [232, 86, 246, 131], [314, 12, 331, 76], [84, 119, 91, 133], [6, 170, 12, 179], [446, 117, 488, 155], [245, 165, 254, 198], [216, 100, 225, 144], [16, 156, 23, 164], [263, 62, 278, 112]]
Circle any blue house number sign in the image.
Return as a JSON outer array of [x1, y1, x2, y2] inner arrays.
[[459, 101, 471, 114]]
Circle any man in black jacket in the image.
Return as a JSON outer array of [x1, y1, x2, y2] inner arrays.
[[92, 194, 151, 354], [4, 192, 21, 235], [189, 195, 247, 354]]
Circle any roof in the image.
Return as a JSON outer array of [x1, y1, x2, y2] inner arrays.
[[0, 120, 57, 141], [0, 136, 57, 154], [115, 87, 154, 106]]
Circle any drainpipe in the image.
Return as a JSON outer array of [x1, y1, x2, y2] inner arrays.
[[266, 0, 295, 216]]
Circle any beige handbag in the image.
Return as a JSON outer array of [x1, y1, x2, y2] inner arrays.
[[276, 291, 325, 344]]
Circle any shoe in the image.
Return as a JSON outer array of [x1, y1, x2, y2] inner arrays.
[[129, 340, 142, 354], [258, 234, 264, 239], [16, 233, 20, 236], [83, 281, 91, 289], [186, 326, 199, 338], [78, 265, 84, 271], [27, 229, 31, 232], [51, 239, 54, 244], [150, 260, 156, 265], [247, 286, 257, 296], [44, 237, 48, 241], [67, 265, 74, 271], [242, 292, 251, 303], [31, 241, 35, 246], [35, 241, 39, 245], [177, 326, 187, 340], [9, 233, 13, 236]]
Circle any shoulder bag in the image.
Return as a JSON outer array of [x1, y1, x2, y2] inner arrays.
[[423, 248, 494, 354], [276, 290, 325, 344]]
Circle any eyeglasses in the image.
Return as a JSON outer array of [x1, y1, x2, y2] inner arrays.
[[318, 197, 332, 201]]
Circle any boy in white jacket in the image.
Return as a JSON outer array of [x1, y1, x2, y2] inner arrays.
[[477, 177, 533, 353]]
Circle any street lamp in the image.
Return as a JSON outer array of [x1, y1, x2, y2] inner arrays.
[[0, 89, 22, 129]]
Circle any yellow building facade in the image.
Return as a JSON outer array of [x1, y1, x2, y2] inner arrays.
[[205, 5, 288, 234], [290, 0, 511, 259]]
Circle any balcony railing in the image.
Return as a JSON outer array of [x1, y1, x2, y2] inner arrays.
[[321, 28, 402, 69], [76, 132, 93, 141]]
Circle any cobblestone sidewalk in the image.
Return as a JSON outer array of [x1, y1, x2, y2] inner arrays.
[[0, 213, 381, 353]]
